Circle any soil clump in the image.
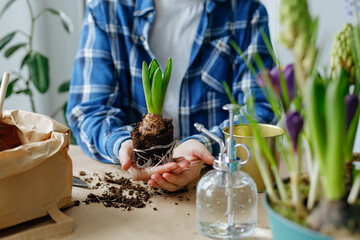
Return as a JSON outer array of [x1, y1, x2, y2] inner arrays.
[[131, 113, 174, 168]]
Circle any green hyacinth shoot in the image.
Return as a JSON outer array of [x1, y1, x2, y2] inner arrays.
[[142, 58, 172, 115]]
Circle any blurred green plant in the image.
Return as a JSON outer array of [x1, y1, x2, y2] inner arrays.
[[225, 0, 360, 235], [0, 0, 72, 113]]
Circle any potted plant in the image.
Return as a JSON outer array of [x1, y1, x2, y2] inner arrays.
[[227, 0, 360, 239], [130, 58, 176, 169]]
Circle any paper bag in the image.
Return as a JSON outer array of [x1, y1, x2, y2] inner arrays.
[[0, 109, 74, 239]]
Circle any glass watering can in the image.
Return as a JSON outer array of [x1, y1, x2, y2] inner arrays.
[[195, 104, 257, 239]]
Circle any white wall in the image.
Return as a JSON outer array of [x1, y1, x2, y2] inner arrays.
[[262, 0, 360, 152], [0, 0, 84, 123]]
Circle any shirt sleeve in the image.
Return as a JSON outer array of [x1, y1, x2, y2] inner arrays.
[[66, 6, 131, 164], [182, 2, 276, 156]]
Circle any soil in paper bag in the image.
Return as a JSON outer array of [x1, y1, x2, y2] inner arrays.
[[0, 123, 22, 152]]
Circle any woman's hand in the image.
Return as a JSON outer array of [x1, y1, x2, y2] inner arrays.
[[147, 139, 214, 191], [118, 139, 190, 182]]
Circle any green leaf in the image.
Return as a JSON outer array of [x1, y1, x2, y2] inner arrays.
[[355, 68, 360, 96], [142, 61, 155, 113], [309, 17, 319, 47], [323, 69, 349, 201], [0, 31, 16, 51], [159, 57, 172, 112], [5, 78, 19, 98], [4, 42, 26, 58], [27, 52, 50, 93], [15, 88, 32, 96], [149, 58, 160, 80], [352, 25, 360, 67], [44, 8, 73, 33], [161, 58, 172, 96], [0, 0, 17, 18], [151, 68, 163, 115], [351, 26, 360, 94], [304, 76, 326, 167], [59, 10, 73, 33], [58, 80, 70, 93], [260, 28, 279, 66], [222, 80, 237, 105], [44, 7, 59, 15], [20, 52, 31, 69], [230, 39, 258, 78]]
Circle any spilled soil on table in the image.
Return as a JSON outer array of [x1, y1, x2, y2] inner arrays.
[[85, 176, 151, 210], [74, 171, 191, 211]]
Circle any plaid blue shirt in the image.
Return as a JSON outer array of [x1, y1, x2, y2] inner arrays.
[[66, 0, 276, 164]]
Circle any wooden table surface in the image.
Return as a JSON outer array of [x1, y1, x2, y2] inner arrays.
[[0, 145, 273, 240], [63, 145, 273, 240]]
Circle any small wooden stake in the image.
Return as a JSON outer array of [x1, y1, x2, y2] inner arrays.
[[0, 72, 10, 118]]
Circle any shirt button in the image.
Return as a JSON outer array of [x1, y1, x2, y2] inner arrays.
[[147, 12, 153, 19], [135, 10, 141, 15], [218, 42, 225, 49], [140, 35, 145, 41]]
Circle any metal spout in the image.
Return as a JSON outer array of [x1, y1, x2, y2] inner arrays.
[[194, 123, 225, 158]]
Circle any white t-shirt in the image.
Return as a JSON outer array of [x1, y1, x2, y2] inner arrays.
[[149, 0, 205, 139]]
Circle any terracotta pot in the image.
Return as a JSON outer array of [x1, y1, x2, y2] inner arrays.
[[262, 193, 332, 240]]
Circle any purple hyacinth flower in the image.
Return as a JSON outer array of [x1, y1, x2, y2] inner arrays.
[[345, 94, 359, 130], [283, 64, 295, 102], [286, 111, 304, 152], [270, 67, 281, 84], [258, 68, 280, 89], [269, 67, 282, 95], [257, 64, 295, 106], [257, 68, 281, 94]]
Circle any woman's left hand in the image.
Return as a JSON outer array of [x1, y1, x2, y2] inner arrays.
[[147, 139, 214, 192]]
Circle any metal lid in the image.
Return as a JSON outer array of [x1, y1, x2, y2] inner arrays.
[[194, 104, 252, 173], [213, 143, 251, 172]]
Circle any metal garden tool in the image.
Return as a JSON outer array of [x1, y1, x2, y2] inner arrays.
[[73, 177, 89, 188]]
